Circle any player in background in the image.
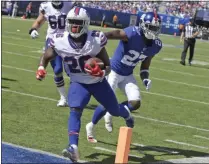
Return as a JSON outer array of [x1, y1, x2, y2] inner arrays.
[[86, 12, 162, 142], [35, 7, 134, 162], [29, 1, 74, 107]]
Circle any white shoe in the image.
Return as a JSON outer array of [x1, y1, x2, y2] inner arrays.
[[104, 113, 113, 132], [57, 97, 68, 107], [62, 145, 79, 162], [86, 122, 97, 143]]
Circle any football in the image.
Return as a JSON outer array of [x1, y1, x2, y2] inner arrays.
[[84, 57, 105, 71]]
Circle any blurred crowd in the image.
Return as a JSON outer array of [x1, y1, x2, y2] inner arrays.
[[81, 1, 209, 18]]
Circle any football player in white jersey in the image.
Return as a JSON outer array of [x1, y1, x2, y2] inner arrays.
[[35, 7, 134, 162], [29, 1, 74, 107]]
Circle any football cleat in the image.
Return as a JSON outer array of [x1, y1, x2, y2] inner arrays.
[[86, 122, 97, 143], [57, 97, 68, 107], [104, 113, 113, 132], [62, 145, 79, 162], [125, 116, 135, 128]]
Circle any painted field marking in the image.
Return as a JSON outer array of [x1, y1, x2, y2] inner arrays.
[[2, 65, 69, 80], [2, 88, 209, 132], [3, 50, 209, 89], [2, 42, 39, 49], [194, 135, 209, 141], [94, 146, 142, 159], [133, 115, 209, 132], [2, 64, 209, 105], [132, 143, 179, 154], [2, 141, 87, 163], [165, 139, 209, 150]]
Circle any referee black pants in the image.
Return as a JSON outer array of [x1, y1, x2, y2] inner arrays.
[[181, 38, 196, 63]]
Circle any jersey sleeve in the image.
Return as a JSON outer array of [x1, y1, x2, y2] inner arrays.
[[123, 26, 136, 39], [39, 2, 47, 14]]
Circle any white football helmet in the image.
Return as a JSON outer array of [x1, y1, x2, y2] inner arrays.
[[139, 12, 161, 40], [66, 7, 90, 38]]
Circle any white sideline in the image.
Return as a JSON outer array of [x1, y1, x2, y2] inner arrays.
[[2, 88, 209, 132], [165, 139, 209, 150], [94, 146, 142, 159], [3, 51, 209, 89], [2, 64, 209, 105], [2, 141, 87, 163], [193, 135, 209, 141], [161, 156, 209, 163], [132, 143, 179, 154]]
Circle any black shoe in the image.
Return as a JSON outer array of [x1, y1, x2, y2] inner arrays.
[[180, 61, 185, 66], [188, 61, 192, 66]]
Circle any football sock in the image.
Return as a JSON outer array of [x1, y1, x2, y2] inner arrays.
[[119, 103, 131, 119], [92, 105, 106, 125], [57, 85, 67, 99], [68, 109, 82, 146], [54, 76, 64, 87]]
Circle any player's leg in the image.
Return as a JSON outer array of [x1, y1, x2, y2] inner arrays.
[[180, 39, 189, 65], [119, 74, 141, 112], [104, 71, 121, 132], [45, 38, 67, 107], [86, 78, 133, 143], [62, 82, 91, 162]]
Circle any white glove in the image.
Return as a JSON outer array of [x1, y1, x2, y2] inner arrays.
[[30, 30, 39, 39], [143, 79, 152, 91]]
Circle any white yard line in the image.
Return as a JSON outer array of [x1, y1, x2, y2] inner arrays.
[[2, 141, 87, 163], [165, 139, 209, 150], [162, 156, 209, 163], [2, 35, 44, 44], [132, 143, 179, 154], [3, 51, 209, 89], [140, 91, 209, 105], [2, 88, 209, 132], [2, 65, 69, 80], [193, 135, 209, 141], [2, 64, 209, 105], [94, 146, 142, 159], [2, 42, 39, 49], [132, 115, 209, 132]]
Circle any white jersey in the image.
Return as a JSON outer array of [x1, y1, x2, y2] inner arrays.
[[50, 30, 108, 84], [39, 2, 73, 39]]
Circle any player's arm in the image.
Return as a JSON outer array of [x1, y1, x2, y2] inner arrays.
[[29, 9, 46, 38], [140, 56, 153, 91], [105, 29, 128, 41], [96, 47, 111, 76], [36, 47, 57, 80]]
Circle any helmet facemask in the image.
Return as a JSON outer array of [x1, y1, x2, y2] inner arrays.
[[51, 1, 63, 9], [140, 21, 161, 40], [67, 19, 89, 38]]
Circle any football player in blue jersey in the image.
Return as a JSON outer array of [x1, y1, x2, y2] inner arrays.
[[86, 12, 162, 142]]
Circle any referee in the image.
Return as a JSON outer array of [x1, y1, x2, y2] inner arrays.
[[180, 18, 200, 66]]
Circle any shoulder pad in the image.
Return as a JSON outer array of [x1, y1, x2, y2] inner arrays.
[[39, 2, 49, 14], [91, 30, 107, 48]]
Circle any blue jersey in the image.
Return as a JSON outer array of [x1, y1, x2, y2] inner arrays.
[[111, 26, 162, 76]]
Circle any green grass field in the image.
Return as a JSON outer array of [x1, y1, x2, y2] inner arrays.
[[2, 17, 209, 163]]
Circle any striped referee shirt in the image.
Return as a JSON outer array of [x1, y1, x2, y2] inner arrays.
[[183, 23, 198, 38]]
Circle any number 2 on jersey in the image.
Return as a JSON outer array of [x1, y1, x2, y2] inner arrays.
[[121, 50, 147, 66], [49, 15, 66, 30]]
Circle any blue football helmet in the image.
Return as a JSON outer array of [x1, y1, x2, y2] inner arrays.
[[139, 12, 161, 40]]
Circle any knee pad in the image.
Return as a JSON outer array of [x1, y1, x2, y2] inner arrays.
[[129, 100, 141, 111]]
